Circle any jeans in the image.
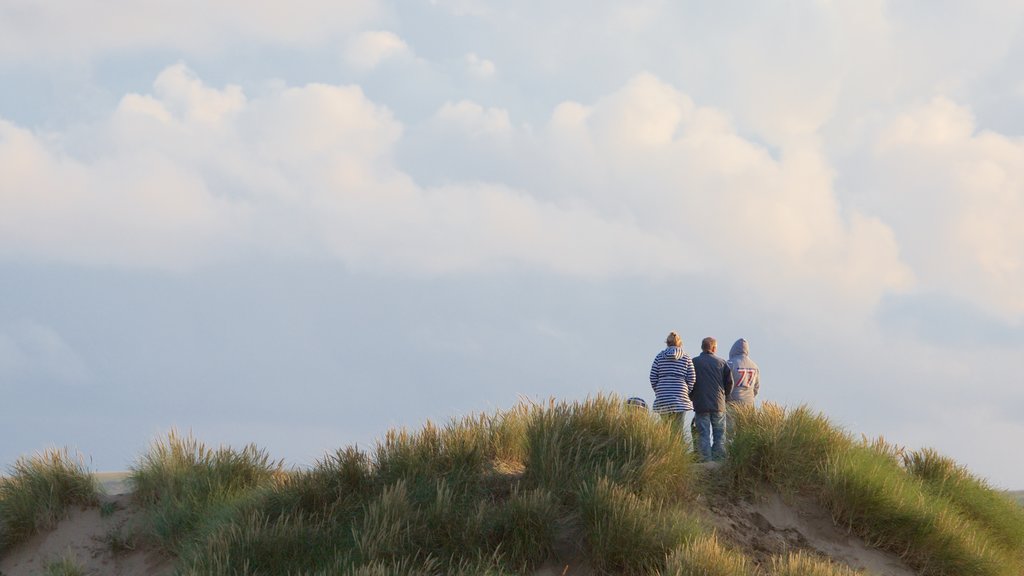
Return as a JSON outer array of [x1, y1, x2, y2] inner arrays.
[[660, 411, 693, 450], [694, 411, 726, 461]]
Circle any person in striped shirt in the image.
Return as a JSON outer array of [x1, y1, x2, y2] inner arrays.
[[649, 331, 697, 437]]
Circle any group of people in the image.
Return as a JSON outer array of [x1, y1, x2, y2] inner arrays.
[[646, 331, 760, 462]]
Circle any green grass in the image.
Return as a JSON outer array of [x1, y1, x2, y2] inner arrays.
[[726, 402, 1024, 576], [770, 551, 865, 575], [0, 448, 98, 553], [577, 476, 702, 575], [904, 447, 1024, 554], [661, 535, 758, 576], [42, 555, 87, 576], [4, 397, 1023, 576], [129, 429, 283, 554]]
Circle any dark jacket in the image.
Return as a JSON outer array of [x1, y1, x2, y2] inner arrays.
[[691, 351, 734, 413]]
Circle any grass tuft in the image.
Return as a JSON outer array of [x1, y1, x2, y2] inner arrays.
[[42, 555, 88, 576], [0, 448, 98, 553], [577, 476, 702, 575], [129, 430, 282, 554], [770, 551, 865, 575], [662, 535, 758, 576], [524, 396, 699, 503], [905, 447, 1024, 555]]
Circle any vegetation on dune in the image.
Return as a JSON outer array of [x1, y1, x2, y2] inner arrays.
[[0, 448, 98, 553], [129, 429, 284, 555], [3, 396, 1023, 576], [726, 402, 1024, 576]]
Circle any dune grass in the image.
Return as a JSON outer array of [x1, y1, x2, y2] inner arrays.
[[129, 429, 284, 554], [0, 448, 98, 553], [661, 535, 759, 576], [145, 395, 706, 575], [904, 447, 1024, 555], [726, 402, 1024, 576], [42, 555, 88, 576], [5, 397, 1023, 576]]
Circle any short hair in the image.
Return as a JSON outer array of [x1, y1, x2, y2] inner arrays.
[[701, 337, 716, 352], [665, 331, 682, 347]]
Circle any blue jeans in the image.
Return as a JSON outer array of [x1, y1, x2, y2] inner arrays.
[[695, 411, 726, 461]]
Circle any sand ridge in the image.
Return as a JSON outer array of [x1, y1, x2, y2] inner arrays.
[[1, 470, 986, 575]]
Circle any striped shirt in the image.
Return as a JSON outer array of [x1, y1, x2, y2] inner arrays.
[[649, 346, 696, 413]]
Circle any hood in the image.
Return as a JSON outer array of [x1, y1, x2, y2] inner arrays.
[[665, 345, 686, 360], [729, 338, 749, 358]]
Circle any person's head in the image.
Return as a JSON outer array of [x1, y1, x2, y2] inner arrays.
[[665, 331, 682, 347], [701, 337, 717, 353]]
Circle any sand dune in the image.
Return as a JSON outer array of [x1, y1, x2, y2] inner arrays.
[[1, 469, 924, 576]]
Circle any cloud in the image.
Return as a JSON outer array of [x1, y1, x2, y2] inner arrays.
[[433, 100, 511, 138], [532, 73, 914, 320], [0, 65, 919, 324], [869, 97, 1024, 320], [464, 53, 496, 79], [0, 64, 684, 278], [343, 31, 413, 71]]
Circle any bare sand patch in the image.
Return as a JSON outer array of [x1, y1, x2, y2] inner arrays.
[[0, 492, 172, 576], [700, 486, 917, 576]]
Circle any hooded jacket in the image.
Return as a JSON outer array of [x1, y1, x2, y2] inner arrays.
[[727, 339, 760, 405], [649, 346, 696, 413], [692, 350, 734, 413]]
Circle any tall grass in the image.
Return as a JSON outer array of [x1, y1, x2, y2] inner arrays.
[[905, 447, 1024, 555], [17, 397, 1010, 576], [727, 402, 1024, 576], [661, 535, 758, 576], [147, 396, 705, 574], [130, 430, 283, 553], [0, 448, 98, 552], [524, 396, 698, 502], [770, 551, 865, 576], [577, 476, 702, 575]]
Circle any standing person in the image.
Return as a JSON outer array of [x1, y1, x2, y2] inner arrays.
[[727, 338, 760, 406], [691, 337, 733, 462], [649, 331, 696, 440], [726, 338, 761, 441]]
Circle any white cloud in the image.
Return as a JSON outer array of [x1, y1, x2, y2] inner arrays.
[[871, 97, 1024, 319], [343, 31, 412, 71], [533, 74, 914, 320], [433, 100, 512, 138], [0, 65, 918, 321], [464, 53, 496, 79], [0, 65, 684, 278]]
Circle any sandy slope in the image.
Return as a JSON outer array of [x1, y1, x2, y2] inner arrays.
[[0, 494, 172, 576], [0, 473, 172, 576], [1, 470, 922, 575]]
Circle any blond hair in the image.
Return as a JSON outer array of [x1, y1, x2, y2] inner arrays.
[[665, 331, 682, 347]]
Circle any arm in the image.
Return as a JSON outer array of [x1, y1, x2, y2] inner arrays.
[[753, 368, 760, 397], [684, 356, 696, 394], [723, 363, 734, 398], [650, 356, 659, 391]]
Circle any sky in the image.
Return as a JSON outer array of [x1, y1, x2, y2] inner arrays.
[[1, 0, 1022, 488]]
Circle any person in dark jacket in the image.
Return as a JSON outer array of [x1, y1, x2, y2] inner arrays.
[[691, 337, 733, 461]]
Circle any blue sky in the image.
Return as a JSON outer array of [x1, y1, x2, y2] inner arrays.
[[1, 0, 1023, 487]]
